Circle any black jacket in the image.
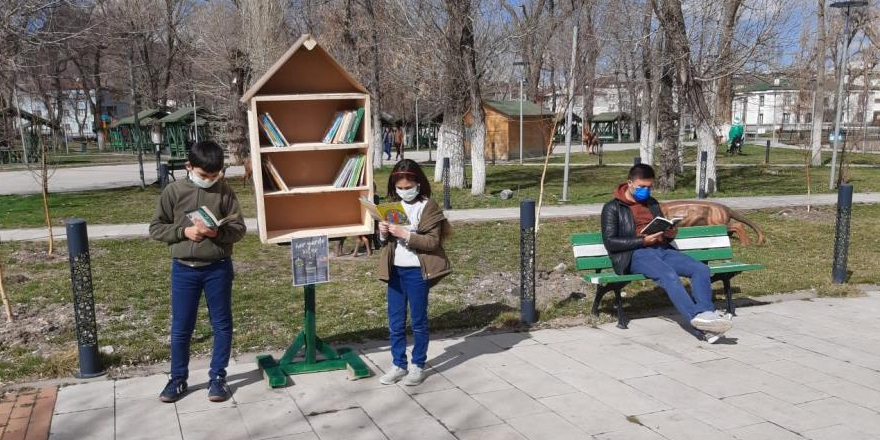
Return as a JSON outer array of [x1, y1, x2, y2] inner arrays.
[[600, 196, 663, 275]]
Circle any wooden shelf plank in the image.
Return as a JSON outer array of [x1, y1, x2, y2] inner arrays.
[[260, 143, 368, 153], [266, 223, 373, 244], [264, 185, 369, 196], [253, 93, 368, 102]]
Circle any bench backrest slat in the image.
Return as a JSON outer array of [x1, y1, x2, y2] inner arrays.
[[571, 225, 732, 271]]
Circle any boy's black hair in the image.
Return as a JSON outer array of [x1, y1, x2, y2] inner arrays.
[[628, 163, 655, 181], [387, 159, 431, 201], [188, 141, 225, 173]]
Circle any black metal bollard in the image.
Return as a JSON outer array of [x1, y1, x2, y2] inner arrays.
[[158, 163, 169, 189], [633, 156, 641, 166], [520, 200, 537, 324], [765, 140, 770, 165], [442, 157, 451, 210], [832, 183, 853, 284], [698, 151, 708, 199], [66, 219, 105, 378]]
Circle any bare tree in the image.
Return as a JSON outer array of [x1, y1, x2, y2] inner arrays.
[[809, 0, 827, 166]]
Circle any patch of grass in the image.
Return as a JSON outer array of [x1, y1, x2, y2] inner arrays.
[[0, 180, 257, 229], [4, 159, 880, 228], [3, 204, 880, 382], [815, 283, 865, 298], [545, 145, 880, 166]]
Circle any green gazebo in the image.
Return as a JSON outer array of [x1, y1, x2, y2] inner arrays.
[[109, 108, 167, 153], [158, 106, 211, 157]]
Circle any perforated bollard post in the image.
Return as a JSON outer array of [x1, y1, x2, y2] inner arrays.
[[66, 219, 105, 378], [633, 157, 641, 165], [520, 199, 536, 324], [443, 157, 451, 210], [158, 163, 169, 189], [832, 183, 853, 284], [765, 140, 770, 165], [698, 151, 708, 199]]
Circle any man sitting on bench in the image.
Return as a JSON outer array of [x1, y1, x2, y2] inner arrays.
[[600, 164, 732, 338]]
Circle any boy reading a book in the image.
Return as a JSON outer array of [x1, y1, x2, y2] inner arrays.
[[601, 164, 732, 341], [149, 141, 247, 402]]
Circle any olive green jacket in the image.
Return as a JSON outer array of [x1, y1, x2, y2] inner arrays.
[[149, 178, 246, 266]]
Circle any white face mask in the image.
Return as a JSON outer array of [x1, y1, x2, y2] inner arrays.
[[396, 185, 420, 202], [190, 172, 221, 189]]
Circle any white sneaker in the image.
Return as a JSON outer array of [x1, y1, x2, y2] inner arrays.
[[690, 311, 733, 334], [379, 365, 407, 385], [402, 366, 426, 386]]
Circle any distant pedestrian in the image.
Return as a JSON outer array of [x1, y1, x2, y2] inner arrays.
[[383, 127, 393, 160], [394, 126, 404, 160]]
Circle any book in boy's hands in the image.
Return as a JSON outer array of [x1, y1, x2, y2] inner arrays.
[[359, 197, 410, 225], [639, 216, 683, 236], [186, 206, 240, 229]]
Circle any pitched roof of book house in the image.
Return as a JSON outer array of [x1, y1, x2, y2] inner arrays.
[[241, 34, 368, 103]]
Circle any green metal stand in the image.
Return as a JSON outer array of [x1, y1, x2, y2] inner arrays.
[[256, 284, 371, 387]]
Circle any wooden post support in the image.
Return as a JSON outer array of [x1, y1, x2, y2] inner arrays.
[[256, 284, 371, 387]]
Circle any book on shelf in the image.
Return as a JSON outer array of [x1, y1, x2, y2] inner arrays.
[[258, 115, 280, 147], [639, 216, 683, 236], [318, 108, 365, 145], [260, 113, 288, 147], [185, 206, 240, 229], [264, 113, 288, 145], [263, 157, 289, 192], [322, 111, 344, 143], [334, 112, 353, 143], [359, 198, 410, 225], [345, 108, 365, 143], [332, 154, 366, 188]]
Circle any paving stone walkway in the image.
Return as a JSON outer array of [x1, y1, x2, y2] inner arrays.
[[46, 291, 880, 440], [1, 387, 57, 440]]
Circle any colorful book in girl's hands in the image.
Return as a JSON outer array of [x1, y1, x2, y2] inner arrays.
[[359, 198, 410, 225], [185, 206, 240, 229]]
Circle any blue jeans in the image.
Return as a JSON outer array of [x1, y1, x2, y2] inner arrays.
[[170, 258, 234, 380], [387, 267, 429, 369], [630, 246, 713, 321]]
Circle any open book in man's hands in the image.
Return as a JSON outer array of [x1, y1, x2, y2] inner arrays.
[[639, 216, 683, 236], [185, 206, 239, 229], [359, 198, 411, 225]]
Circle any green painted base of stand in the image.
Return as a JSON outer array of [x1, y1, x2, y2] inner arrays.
[[256, 284, 372, 388]]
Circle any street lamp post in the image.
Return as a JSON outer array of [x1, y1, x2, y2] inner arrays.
[[829, 1, 868, 189]]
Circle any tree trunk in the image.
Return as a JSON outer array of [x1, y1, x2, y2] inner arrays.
[[434, 124, 447, 182], [810, 0, 826, 166], [656, 38, 677, 192], [655, 0, 719, 194], [365, 0, 384, 170], [460, 0, 485, 195], [713, 0, 744, 132], [582, 1, 598, 122]]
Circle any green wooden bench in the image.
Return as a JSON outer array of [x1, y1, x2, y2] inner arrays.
[[570, 225, 763, 329]]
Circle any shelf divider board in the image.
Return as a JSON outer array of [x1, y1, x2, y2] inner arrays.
[[264, 185, 369, 196]]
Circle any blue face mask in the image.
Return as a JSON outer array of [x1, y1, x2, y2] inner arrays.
[[633, 186, 651, 202]]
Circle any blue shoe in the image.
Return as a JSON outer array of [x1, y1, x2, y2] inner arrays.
[[207, 378, 231, 402], [159, 377, 187, 402]]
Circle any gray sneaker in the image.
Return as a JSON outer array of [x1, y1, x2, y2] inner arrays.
[[379, 365, 407, 385], [690, 311, 733, 334], [402, 366, 426, 386]]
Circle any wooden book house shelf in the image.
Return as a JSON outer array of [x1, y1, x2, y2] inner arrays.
[[241, 35, 374, 244]]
